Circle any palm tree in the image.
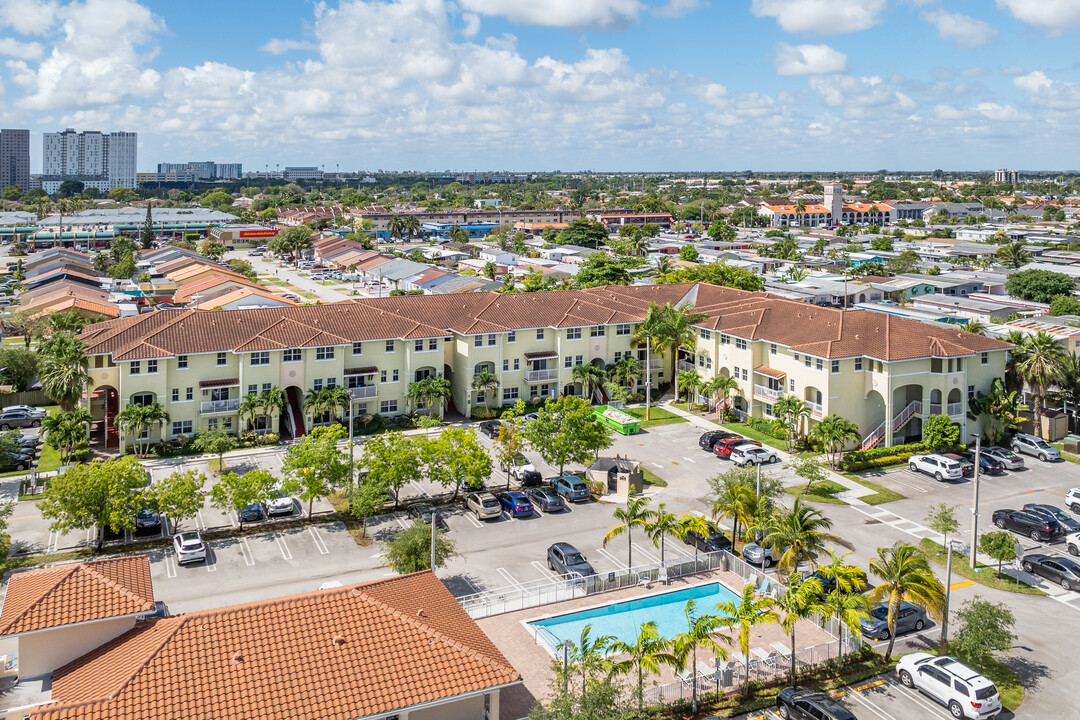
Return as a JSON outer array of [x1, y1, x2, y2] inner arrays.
[[631, 303, 669, 419], [566, 625, 616, 696], [645, 504, 681, 566], [423, 376, 452, 418], [761, 498, 843, 576], [602, 490, 655, 568], [259, 386, 285, 435], [961, 320, 987, 336], [676, 513, 714, 570], [652, 255, 674, 276], [773, 395, 811, 451], [996, 242, 1030, 269], [325, 386, 351, 423], [716, 584, 780, 696], [816, 548, 869, 594], [471, 369, 500, 411], [1016, 331, 1065, 438], [795, 198, 807, 214], [402, 214, 421, 239], [702, 375, 741, 421], [660, 303, 708, 404], [775, 574, 828, 682], [239, 394, 261, 433], [114, 403, 146, 455], [671, 599, 730, 714], [142, 402, 170, 453], [571, 362, 605, 403], [38, 334, 93, 413], [608, 622, 676, 713], [711, 475, 755, 548], [386, 214, 406, 240], [114, 401, 169, 456], [809, 414, 860, 467], [823, 585, 871, 662], [868, 542, 946, 661], [677, 369, 702, 408], [41, 407, 91, 464], [968, 377, 1027, 444], [609, 356, 642, 392], [404, 379, 430, 415]]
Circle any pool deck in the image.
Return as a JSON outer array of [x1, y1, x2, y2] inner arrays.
[[477, 570, 838, 719]]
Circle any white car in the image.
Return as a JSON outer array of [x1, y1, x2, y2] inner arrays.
[[896, 653, 1001, 719], [267, 490, 295, 517], [173, 531, 207, 565], [908, 454, 964, 481], [982, 447, 1024, 471], [1066, 487, 1080, 514], [730, 446, 780, 466], [1010, 433, 1061, 462], [464, 491, 502, 521], [508, 453, 537, 480]]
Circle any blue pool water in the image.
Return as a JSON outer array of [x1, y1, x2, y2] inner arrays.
[[529, 582, 740, 650]]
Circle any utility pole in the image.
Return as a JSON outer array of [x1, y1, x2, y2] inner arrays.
[[430, 509, 437, 570], [942, 537, 954, 652], [969, 434, 982, 569], [644, 335, 652, 421]]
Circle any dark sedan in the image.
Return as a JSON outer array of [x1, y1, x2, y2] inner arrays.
[[1022, 554, 1080, 591], [776, 686, 857, 720], [496, 491, 534, 518], [1022, 503, 1080, 534], [525, 486, 566, 513], [992, 508, 1062, 541], [239, 502, 265, 523], [407, 504, 448, 530], [961, 451, 1005, 475], [135, 509, 161, 532], [698, 431, 736, 451], [478, 420, 503, 439], [682, 520, 733, 553], [942, 453, 974, 477]]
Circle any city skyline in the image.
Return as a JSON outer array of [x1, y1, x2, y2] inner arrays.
[[0, 0, 1078, 172]]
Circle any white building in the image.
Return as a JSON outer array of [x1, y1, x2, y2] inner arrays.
[[283, 166, 323, 181], [42, 128, 137, 194]]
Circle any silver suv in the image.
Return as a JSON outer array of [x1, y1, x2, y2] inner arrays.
[[464, 491, 501, 520], [897, 653, 1001, 718], [1010, 433, 1061, 462], [909, 454, 964, 481]]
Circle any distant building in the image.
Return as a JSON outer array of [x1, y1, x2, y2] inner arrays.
[[284, 166, 323, 181], [0, 129, 30, 192], [154, 161, 243, 182], [995, 169, 1020, 185], [42, 128, 137, 194]]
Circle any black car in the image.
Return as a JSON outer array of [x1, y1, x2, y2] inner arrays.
[[517, 469, 542, 487], [1022, 503, 1080, 534], [1022, 554, 1080, 591], [698, 431, 736, 451], [960, 451, 1004, 475], [805, 567, 869, 597], [682, 520, 733, 553], [478, 420, 503, 439], [407, 504, 448, 530], [135, 509, 161, 532], [525, 486, 567, 513], [776, 686, 857, 720], [992, 508, 1062, 541]]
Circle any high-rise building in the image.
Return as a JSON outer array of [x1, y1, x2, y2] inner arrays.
[[994, 169, 1020, 185], [0, 129, 30, 192], [42, 128, 137, 194], [823, 181, 843, 222]]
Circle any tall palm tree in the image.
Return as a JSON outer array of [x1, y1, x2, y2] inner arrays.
[[661, 303, 708, 404], [816, 548, 869, 594], [702, 374, 741, 421], [259, 386, 285, 434], [238, 394, 261, 433], [711, 476, 755, 548], [142, 402, 170, 452], [823, 585, 871, 662], [809, 414, 860, 467], [602, 490, 655, 568], [652, 255, 674, 276], [775, 574, 828, 682], [677, 369, 702, 408], [773, 395, 811, 451], [631, 303, 669, 419], [386, 214, 406, 240], [571, 362, 605, 403], [761, 499, 843, 576], [402, 214, 421, 239], [1016, 331, 1065, 438], [716, 584, 780, 696], [996, 242, 1030, 269], [608, 622, 676, 713], [676, 513, 714, 569], [609, 356, 642, 391], [424, 376, 452, 418], [868, 542, 946, 661], [325, 386, 351, 423], [645, 504, 681, 566], [41, 407, 91, 464], [566, 625, 616, 696], [671, 599, 730, 714], [405, 379, 430, 415], [471, 369, 500, 411]]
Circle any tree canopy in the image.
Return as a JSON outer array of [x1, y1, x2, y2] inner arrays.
[[657, 262, 764, 291], [1005, 269, 1076, 303]]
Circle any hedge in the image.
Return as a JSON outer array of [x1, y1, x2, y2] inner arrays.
[[839, 441, 965, 472]]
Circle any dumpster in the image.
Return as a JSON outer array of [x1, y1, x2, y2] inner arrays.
[[592, 405, 641, 435]]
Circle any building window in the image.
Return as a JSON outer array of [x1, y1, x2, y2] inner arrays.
[[699, 328, 711, 340], [793, 353, 800, 362], [764, 404, 773, 417], [177, 355, 188, 369], [415, 339, 424, 352], [385, 340, 395, 353], [380, 400, 398, 414], [327, 377, 337, 388], [617, 324, 631, 336], [816, 358, 823, 371], [770, 343, 777, 355], [805, 355, 812, 368], [248, 384, 258, 395], [262, 383, 271, 392], [316, 346, 335, 361], [567, 327, 582, 340], [171, 421, 193, 437], [130, 361, 141, 375], [250, 351, 270, 366], [352, 342, 363, 355], [207, 418, 218, 431], [222, 417, 233, 431], [474, 335, 483, 347], [854, 357, 863, 371], [429, 338, 438, 351], [503, 387, 519, 401], [393, 369, 399, 382], [564, 356, 573, 369], [507, 331, 516, 343], [502, 360, 509, 371], [735, 338, 747, 351], [171, 388, 179, 402], [981, 352, 989, 366], [186, 387, 193, 401], [488, 334, 496, 346], [590, 326, 605, 337], [733, 366, 739, 378], [615, 351, 623, 362], [536, 329, 544, 340], [741, 368, 748, 381], [146, 360, 158, 374], [789, 379, 795, 392], [698, 356, 705, 367], [216, 352, 227, 366], [968, 385, 975, 400], [380, 370, 387, 382], [513, 358, 520, 370], [705, 358, 712, 370], [131, 393, 154, 407], [831, 360, 840, 374], [313, 379, 323, 391], [283, 348, 302, 363]]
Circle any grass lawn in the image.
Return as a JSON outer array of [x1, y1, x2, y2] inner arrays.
[[641, 467, 667, 487], [1050, 443, 1080, 464], [297, 291, 319, 300], [841, 473, 906, 504], [919, 538, 1044, 595], [35, 444, 62, 474], [786, 479, 848, 504], [622, 406, 686, 429], [672, 401, 710, 414], [723, 422, 788, 452]]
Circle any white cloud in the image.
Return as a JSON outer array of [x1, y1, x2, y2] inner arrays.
[[809, 74, 915, 113], [652, 0, 700, 19], [934, 104, 965, 120], [961, 66, 989, 78], [772, 42, 847, 75], [995, 0, 1080, 35], [258, 38, 317, 54], [974, 102, 1029, 122], [750, 0, 886, 35], [922, 10, 997, 48], [457, 0, 643, 29], [1014, 70, 1080, 110], [0, 38, 44, 59], [0, 0, 58, 35]]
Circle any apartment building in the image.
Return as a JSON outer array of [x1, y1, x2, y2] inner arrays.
[[42, 128, 137, 194], [0, 128, 31, 192], [80, 284, 1009, 451], [353, 207, 573, 238]]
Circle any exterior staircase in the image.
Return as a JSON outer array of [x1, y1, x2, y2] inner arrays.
[[285, 392, 306, 438], [859, 400, 921, 451]]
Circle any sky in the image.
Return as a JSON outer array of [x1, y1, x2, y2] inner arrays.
[[1, 0, 1080, 172]]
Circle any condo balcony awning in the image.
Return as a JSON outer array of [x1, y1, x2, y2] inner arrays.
[[753, 366, 787, 379], [523, 351, 558, 361]]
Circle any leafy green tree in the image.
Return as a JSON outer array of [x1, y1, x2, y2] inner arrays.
[[351, 472, 389, 538], [656, 261, 765, 291], [868, 542, 946, 660], [0, 432, 23, 468], [0, 347, 38, 391], [144, 469, 206, 530], [556, 218, 608, 249], [925, 503, 961, 650], [39, 456, 147, 549], [42, 408, 91, 464], [602, 490, 655, 568], [57, 180, 84, 197], [968, 378, 1027, 444], [978, 530, 1018, 575], [193, 427, 240, 472], [707, 220, 736, 241], [421, 427, 491, 499], [887, 249, 921, 275], [1005, 269, 1075, 303], [790, 454, 828, 494], [573, 253, 638, 287], [209, 468, 277, 529], [360, 431, 425, 509], [281, 425, 350, 517], [951, 596, 1017, 671], [200, 240, 227, 262], [141, 205, 154, 249], [1, 185, 22, 201], [678, 244, 699, 262], [1049, 294, 1080, 316], [527, 395, 612, 475], [870, 236, 894, 251], [383, 519, 456, 573], [921, 414, 959, 451]]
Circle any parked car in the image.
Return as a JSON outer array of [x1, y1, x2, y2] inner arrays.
[[713, 437, 761, 459], [547, 542, 595, 578], [267, 491, 295, 517], [478, 420, 503, 439], [3, 405, 46, 418], [1066, 531, 1080, 557], [860, 601, 927, 640], [801, 567, 869, 597], [731, 445, 781, 466], [681, 520, 732, 553], [1022, 503, 1080, 533], [908, 454, 964, 481], [135, 509, 161, 532], [239, 502, 265, 524], [0, 457, 29, 471], [247, 249, 264, 256], [1022, 554, 1080, 591], [1010, 433, 1060, 462], [776, 686, 857, 720], [1067, 487, 1080, 514], [526, 486, 567, 513], [173, 531, 207, 565], [508, 453, 538, 481], [742, 540, 780, 568], [992, 508, 1061, 541], [14, 432, 39, 447], [496, 491, 534, 518], [464, 491, 502, 520], [959, 451, 1004, 476], [0, 409, 41, 429], [896, 653, 1001, 719], [698, 431, 736, 451], [941, 453, 974, 477], [549, 475, 590, 503], [981, 446, 1023, 470]]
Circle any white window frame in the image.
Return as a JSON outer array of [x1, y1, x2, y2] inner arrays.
[[283, 348, 302, 363], [316, 346, 335, 361], [250, 351, 270, 366]]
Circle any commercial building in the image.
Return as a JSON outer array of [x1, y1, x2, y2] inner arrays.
[[41, 129, 137, 194], [283, 166, 323, 181], [757, 183, 892, 228], [0, 129, 31, 192], [81, 283, 1008, 453], [995, 169, 1020, 184], [155, 161, 242, 181], [355, 208, 572, 238]]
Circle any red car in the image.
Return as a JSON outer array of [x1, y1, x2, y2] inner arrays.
[[713, 437, 762, 458]]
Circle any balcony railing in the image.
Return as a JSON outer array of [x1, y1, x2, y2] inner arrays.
[[928, 402, 942, 415], [808, 401, 823, 419], [200, 399, 239, 414], [678, 360, 696, 372], [947, 402, 964, 417], [525, 369, 559, 383], [648, 359, 665, 370], [753, 384, 782, 402], [349, 385, 378, 399]]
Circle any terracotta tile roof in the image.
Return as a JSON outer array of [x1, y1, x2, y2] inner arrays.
[[343, 366, 378, 375], [32, 572, 519, 720], [174, 274, 261, 302], [198, 378, 239, 388], [524, 351, 558, 359], [0, 556, 154, 636], [754, 366, 786, 378], [203, 288, 299, 309], [27, 296, 121, 319]]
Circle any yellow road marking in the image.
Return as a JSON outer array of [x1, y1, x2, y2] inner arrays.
[[853, 679, 885, 692], [671, 461, 679, 465], [828, 690, 846, 698], [950, 579, 976, 591], [11, 514, 40, 520]]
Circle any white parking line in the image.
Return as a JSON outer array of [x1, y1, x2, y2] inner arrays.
[[881, 677, 955, 718], [595, 547, 629, 571], [463, 513, 483, 528], [502, 511, 516, 523], [195, 511, 206, 531], [496, 567, 524, 589], [631, 542, 661, 564], [531, 560, 560, 581], [309, 527, 329, 555], [651, 462, 664, 469], [848, 690, 902, 720], [276, 533, 293, 561], [394, 513, 409, 529], [240, 538, 255, 566], [410, 481, 430, 498], [229, 511, 239, 529], [46, 530, 58, 554], [206, 549, 217, 573], [163, 553, 177, 579], [682, 456, 696, 463]]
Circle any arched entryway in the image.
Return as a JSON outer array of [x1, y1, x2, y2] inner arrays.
[[90, 385, 119, 449], [281, 385, 306, 439]]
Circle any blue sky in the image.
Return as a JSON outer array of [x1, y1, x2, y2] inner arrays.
[[2, 0, 1080, 172]]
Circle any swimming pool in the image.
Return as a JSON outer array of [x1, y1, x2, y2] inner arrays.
[[529, 582, 740, 651]]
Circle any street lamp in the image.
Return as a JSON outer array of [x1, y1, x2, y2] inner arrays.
[[346, 387, 365, 496], [644, 334, 652, 421], [969, 433, 982, 569]]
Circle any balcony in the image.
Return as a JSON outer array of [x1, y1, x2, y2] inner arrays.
[[525, 368, 559, 383], [349, 385, 378, 399], [678, 360, 696, 372], [648, 358, 665, 370], [200, 399, 239, 414], [753, 384, 782, 402], [807, 401, 823, 419], [947, 402, 964, 417]]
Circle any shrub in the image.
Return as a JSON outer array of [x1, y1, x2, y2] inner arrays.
[[353, 414, 386, 435], [745, 416, 788, 440], [839, 441, 942, 471], [259, 432, 280, 445], [470, 407, 499, 420]]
